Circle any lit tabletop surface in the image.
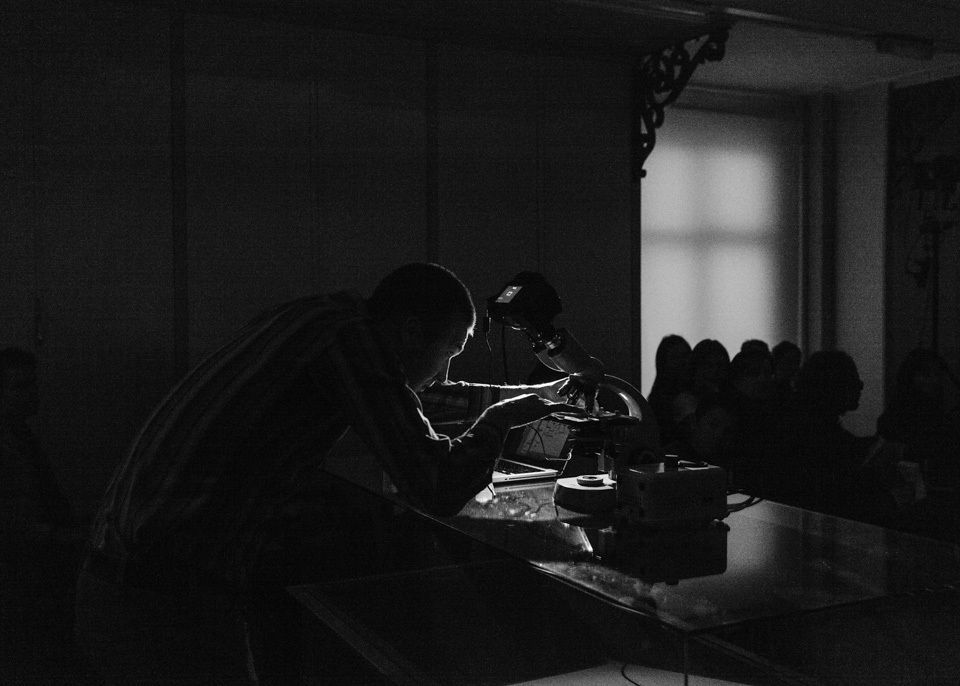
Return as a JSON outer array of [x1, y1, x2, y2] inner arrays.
[[291, 472, 960, 685], [423, 480, 960, 635]]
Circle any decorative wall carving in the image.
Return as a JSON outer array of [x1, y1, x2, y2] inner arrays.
[[631, 29, 728, 182]]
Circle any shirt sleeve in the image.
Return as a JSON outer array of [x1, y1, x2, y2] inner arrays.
[[310, 319, 505, 517], [417, 381, 502, 427]]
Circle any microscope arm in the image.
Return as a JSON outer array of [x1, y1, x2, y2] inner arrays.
[[532, 327, 605, 408]]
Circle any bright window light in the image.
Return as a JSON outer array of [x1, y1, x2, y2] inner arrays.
[[640, 107, 800, 396], [704, 151, 773, 234]]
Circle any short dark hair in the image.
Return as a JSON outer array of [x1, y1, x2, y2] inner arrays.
[[367, 263, 476, 336], [740, 339, 771, 356], [772, 340, 801, 363], [729, 349, 771, 381], [795, 350, 861, 414], [692, 338, 729, 366], [655, 334, 691, 368]]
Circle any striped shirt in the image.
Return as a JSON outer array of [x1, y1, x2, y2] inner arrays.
[[88, 291, 504, 581]]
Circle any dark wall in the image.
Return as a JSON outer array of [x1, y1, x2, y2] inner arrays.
[[1, 2, 635, 515], [2, 4, 176, 515], [887, 76, 960, 395]]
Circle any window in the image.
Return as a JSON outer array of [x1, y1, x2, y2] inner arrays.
[[640, 106, 801, 395]]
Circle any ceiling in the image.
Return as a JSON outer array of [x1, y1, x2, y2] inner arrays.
[[188, 0, 960, 94], [685, 3, 960, 94]]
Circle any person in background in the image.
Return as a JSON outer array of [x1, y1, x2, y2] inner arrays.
[[665, 338, 731, 445], [877, 348, 960, 490], [662, 392, 737, 467], [772, 350, 906, 524], [75, 263, 580, 686], [689, 339, 731, 399], [876, 348, 960, 542], [724, 348, 775, 403], [647, 334, 693, 446], [719, 348, 779, 494], [771, 340, 802, 401], [740, 338, 771, 357]]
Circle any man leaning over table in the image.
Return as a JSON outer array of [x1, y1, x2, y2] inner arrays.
[[75, 262, 579, 686]]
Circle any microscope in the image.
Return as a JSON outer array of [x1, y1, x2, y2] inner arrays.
[[486, 272, 729, 531]]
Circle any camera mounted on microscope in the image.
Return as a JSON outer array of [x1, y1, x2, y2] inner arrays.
[[486, 272, 604, 396]]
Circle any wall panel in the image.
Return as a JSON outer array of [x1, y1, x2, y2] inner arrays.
[[437, 47, 634, 387], [836, 84, 887, 435], [24, 3, 174, 511], [312, 29, 427, 297], [185, 14, 318, 360], [541, 56, 633, 383], [0, 6, 37, 351], [436, 45, 542, 384]]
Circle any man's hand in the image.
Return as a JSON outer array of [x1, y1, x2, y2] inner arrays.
[[498, 377, 569, 402], [534, 376, 596, 412], [481, 393, 583, 434]]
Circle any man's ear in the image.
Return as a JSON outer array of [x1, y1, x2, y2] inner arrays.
[[399, 316, 428, 353]]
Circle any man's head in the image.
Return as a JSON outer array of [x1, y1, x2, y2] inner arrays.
[[0, 347, 40, 425], [367, 263, 476, 392]]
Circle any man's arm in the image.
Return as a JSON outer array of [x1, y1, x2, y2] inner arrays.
[[418, 378, 568, 427], [312, 322, 509, 515], [314, 322, 574, 516], [416, 381, 501, 428]]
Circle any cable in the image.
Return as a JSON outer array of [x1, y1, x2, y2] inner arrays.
[[483, 313, 494, 383], [620, 663, 645, 686], [529, 423, 547, 455], [500, 324, 510, 385], [727, 494, 763, 512]]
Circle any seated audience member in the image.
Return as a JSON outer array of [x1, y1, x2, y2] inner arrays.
[[740, 338, 771, 357], [725, 348, 774, 400], [74, 263, 581, 686], [647, 334, 694, 446], [773, 350, 902, 524], [771, 340, 802, 400], [720, 349, 779, 494], [689, 338, 731, 398], [877, 348, 960, 491], [663, 392, 737, 468], [874, 348, 960, 542], [668, 338, 731, 444]]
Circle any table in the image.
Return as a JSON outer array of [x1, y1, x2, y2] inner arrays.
[[290, 474, 960, 685], [451, 482, 960, 635]]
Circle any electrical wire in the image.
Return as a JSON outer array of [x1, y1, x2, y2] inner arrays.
[[500, 324, 510, 385], [529, 423, 547, 455], [483, 314, 495, 383], [620, 663, 645, 685], [726, 490, 763, 512]]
